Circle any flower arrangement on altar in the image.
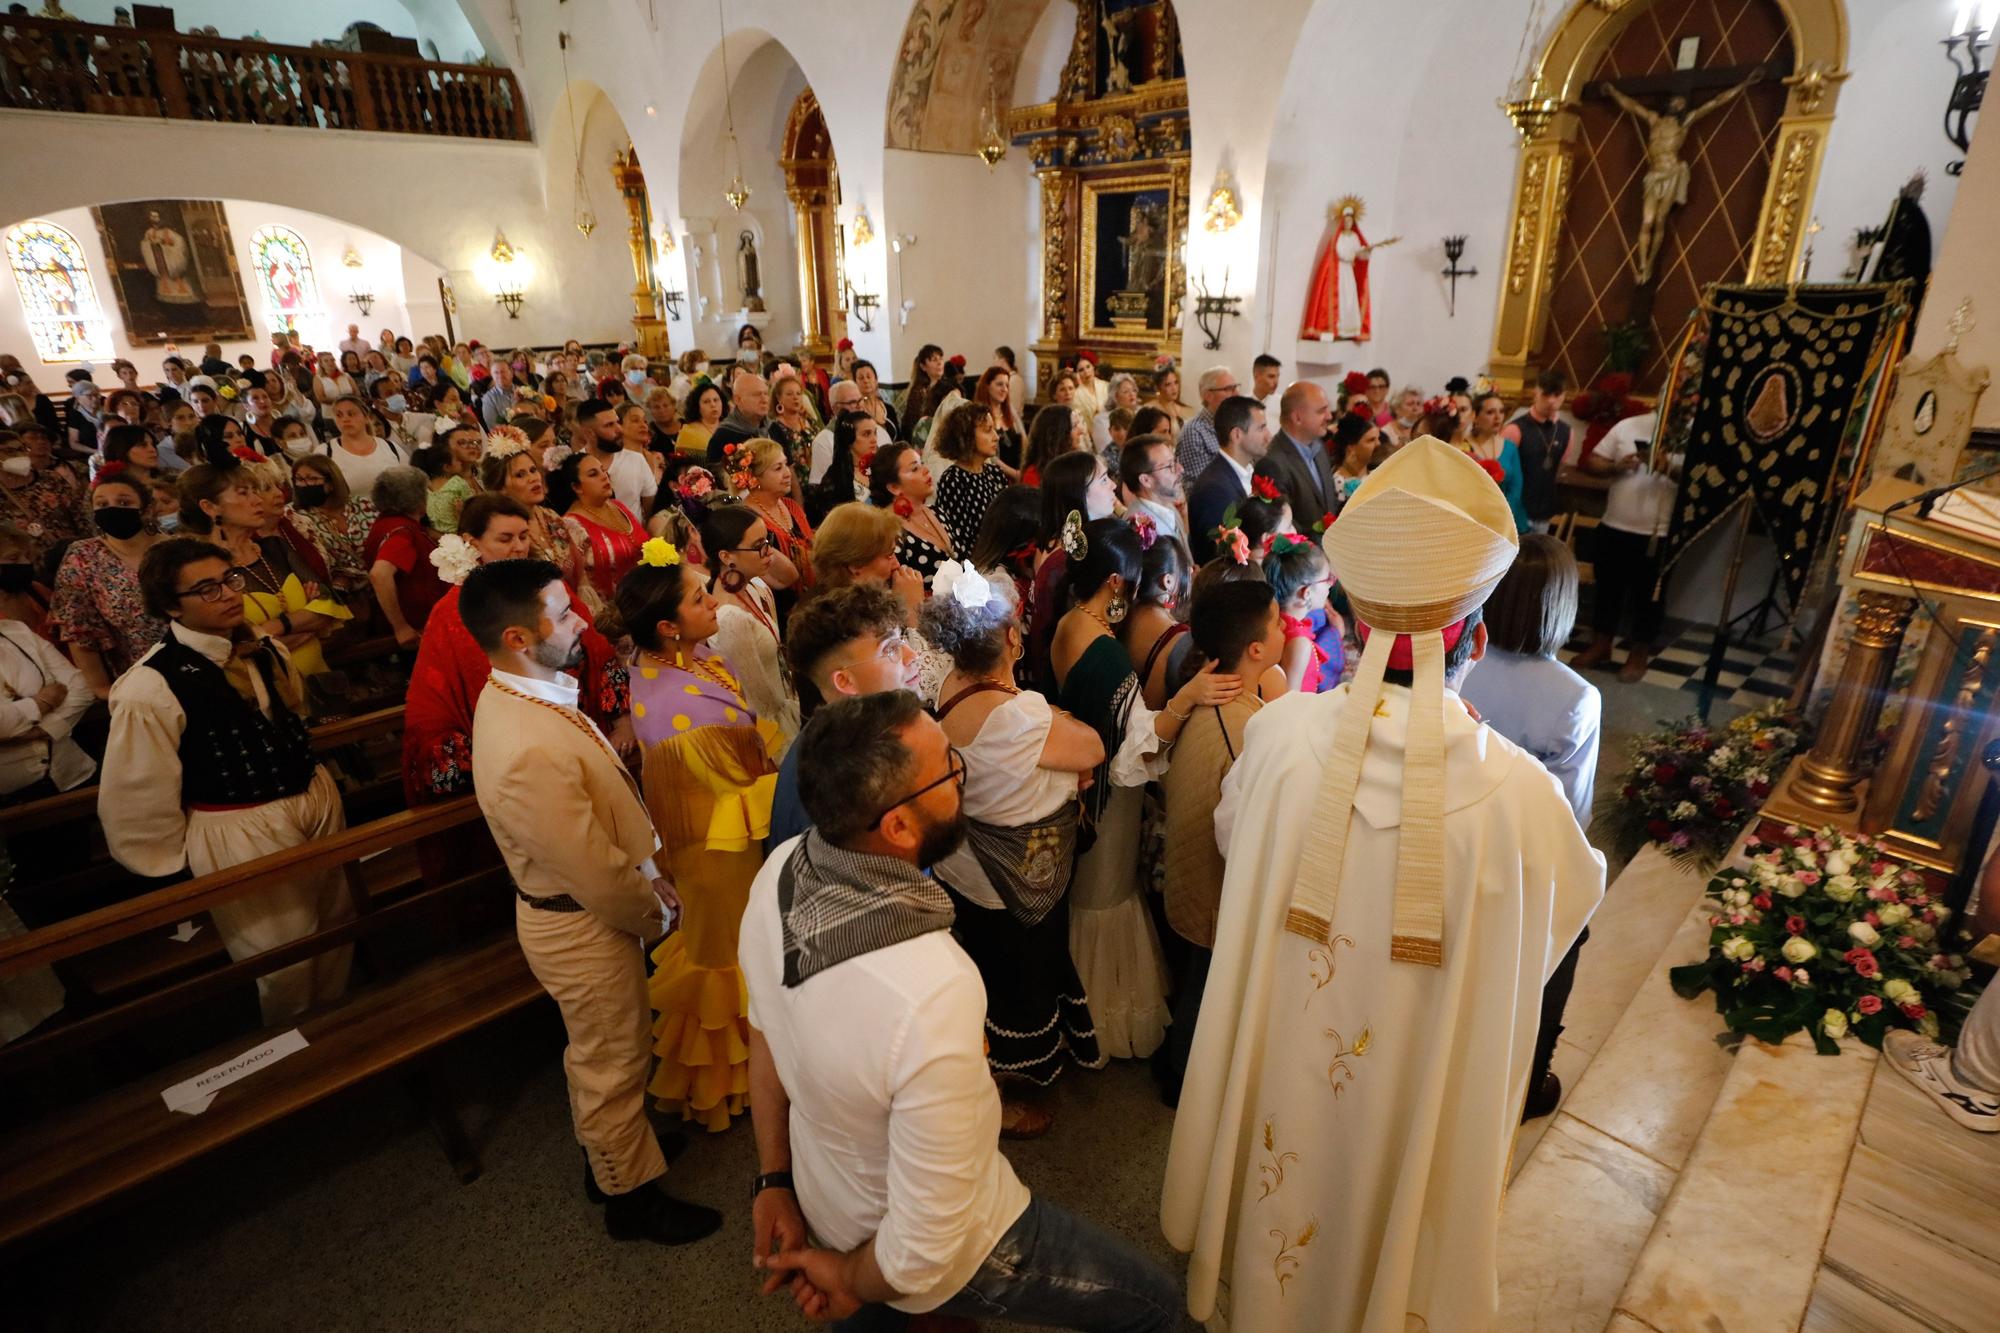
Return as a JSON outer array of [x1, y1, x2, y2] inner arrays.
[[1604, 704, 1808, 869], [1567, 371, 1650, 456], [1668, 826, 1979, 1054]]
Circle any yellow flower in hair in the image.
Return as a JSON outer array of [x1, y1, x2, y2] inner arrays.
[[640, 537, 681, 568]]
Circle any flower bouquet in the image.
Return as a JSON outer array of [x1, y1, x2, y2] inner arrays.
[[1668, 826, 1979, 1054], [1568, 370, 1650, 457], [1603, 705, 1807, 870]]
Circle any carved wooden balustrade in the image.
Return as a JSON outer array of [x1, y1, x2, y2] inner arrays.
[[0, 15, 527, 141]]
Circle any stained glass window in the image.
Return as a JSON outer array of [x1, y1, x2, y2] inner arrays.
[[250, 225, 323, 343], [5, 221, 111, 364]]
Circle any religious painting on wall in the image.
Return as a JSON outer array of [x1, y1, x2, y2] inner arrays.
[[91, 199, 253, 345], [1081, 176, 1173, 338]]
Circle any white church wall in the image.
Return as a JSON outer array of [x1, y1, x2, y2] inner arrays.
[[0, 196, 423, 374], [0, 110, 633, 351], [880, 148, 1033, 379], [1911, 103, 1999, 426]]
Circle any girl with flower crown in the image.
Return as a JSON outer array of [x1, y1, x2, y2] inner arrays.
[[701, 503, 802, 755], [479, 424, 585, 592], [1263, 533, 1337, 693], [613, 538, 778, 1132]]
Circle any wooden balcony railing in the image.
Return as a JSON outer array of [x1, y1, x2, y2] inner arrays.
[[0, 15, 528, 141]]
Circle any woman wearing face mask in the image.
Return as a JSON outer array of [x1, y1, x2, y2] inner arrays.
[[399, 492, 631, 803], [480, 423, 583, 590], [284, 454, 375, 596], [0, 430, 88, 566], [0, 523, 55, 640], [616, 543, 779, 1132], [48, 464, 169, 698]]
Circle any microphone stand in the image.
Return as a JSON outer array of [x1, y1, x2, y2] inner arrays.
[[1882, 463, 2000, 521]]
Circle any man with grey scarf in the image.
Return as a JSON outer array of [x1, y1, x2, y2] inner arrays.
[[741, 691, 1178, 1330]]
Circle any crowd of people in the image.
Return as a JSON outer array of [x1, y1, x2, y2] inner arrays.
[[3, 319, 1713, 1329]]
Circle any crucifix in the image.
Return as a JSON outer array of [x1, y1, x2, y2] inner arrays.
[[1587, 54, 1779, 285]]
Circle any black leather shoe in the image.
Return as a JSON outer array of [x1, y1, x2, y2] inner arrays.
[[583, 1132, 689, 1204], [603, 1183, 723, 1245], [1521, 1071, 1562, 1123]]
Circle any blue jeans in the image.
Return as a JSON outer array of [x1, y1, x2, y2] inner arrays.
[[835, 1196, 1180, 1332]]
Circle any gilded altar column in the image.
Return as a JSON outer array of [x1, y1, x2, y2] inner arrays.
[[787, 180, 839, 358], [1744, 65, 1843, 284], [611, 145, 669, 360], [1784, 590, 1917, 814], [1488, 138, 1573, 398]]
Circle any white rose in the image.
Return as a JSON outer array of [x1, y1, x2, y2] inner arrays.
[[1776, 878, 1808, 899], [1932, 904, 1953, 923], [1847, 921, 1882, 947], [1793, 968, 1812, 986], [1752, 861, 1780, 886], [1824, 849, 1858, 877], [1673, 801, 1699, 820], [1708, 746, 1735, 770], [1823, 875, 1859, 903], [1821, 1009, 1849, 1040], [1877, 903, 1910, 927], [1720, 936, 1757, 962], [1881, 978, 1918, 1005], [1781, 936, 1818, 964]]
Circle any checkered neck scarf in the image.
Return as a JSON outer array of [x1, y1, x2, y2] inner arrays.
[[779, 830, 955, 987]]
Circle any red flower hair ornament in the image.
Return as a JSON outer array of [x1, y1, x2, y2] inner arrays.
[[1128, 510, 1158, 550], [892, 496, 914, 519], [1477, 458, 1508, 486], [1252, 474, 1283, 502]]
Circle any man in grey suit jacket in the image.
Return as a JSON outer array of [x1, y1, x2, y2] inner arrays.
[[1253, 381, 1336, 529], [1187, 395, 1271, 562]]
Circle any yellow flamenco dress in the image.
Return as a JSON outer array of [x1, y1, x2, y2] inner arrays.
[[242, 537, 353, 679], [633, 643, 779, 1131]]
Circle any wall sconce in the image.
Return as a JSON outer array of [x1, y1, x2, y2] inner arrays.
[[1202, 169, 1241, 233], [348, 289, 376, 317], [1190, 270, 1241, 350], [485, 229, 527, 319], [848, 286, 880, 332], [850, 209, 875, 247], [1943, 5, 1993, 175], [660, 286, 686, 319], [341, 247, 373, 316], [1439, 235, 1477, 317]]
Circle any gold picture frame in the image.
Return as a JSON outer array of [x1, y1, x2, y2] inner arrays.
[[91, 199, 252, 346], [1078, 168, 1184, 343]]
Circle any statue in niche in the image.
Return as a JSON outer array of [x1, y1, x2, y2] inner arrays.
[[1100, 8, 1132, 94], [737, 230, 766, 313], [1594, 68, 1764, 285], [1105, 197, 1166, 328]]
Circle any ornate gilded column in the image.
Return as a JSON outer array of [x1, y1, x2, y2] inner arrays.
[[1784, 590, 1917, 814], [1488, 139, 1573, 397], [785, 179, 839, 357], [611, 145, 669, 360], [1743, 64, 1844, 284]]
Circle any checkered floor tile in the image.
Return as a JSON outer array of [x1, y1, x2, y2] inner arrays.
[[1564, 623, 1798, 712]]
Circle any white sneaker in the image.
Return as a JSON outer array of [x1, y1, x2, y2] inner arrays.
[[1884, 1029, 2000, 1133]]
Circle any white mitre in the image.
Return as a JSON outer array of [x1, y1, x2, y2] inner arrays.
[[1294, 436, 1520, 966]]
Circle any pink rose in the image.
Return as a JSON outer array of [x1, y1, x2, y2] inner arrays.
[[1857, 994, 1883, 1015], [1785, 915, 1807, 934], [1865, 911, 1881, 927], [1902, 1003, 1928, 1020], [1796, 871, 1822, 886], [1871, 860, 1890, 875], [1843, 947, 1881, 979], [1774, 965, 1793, 982], [1898, 935, 1920, 950], [1753, 893, 1774, 910]]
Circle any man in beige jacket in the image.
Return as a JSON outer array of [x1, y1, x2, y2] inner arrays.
[[462, 558, 721, 1245]]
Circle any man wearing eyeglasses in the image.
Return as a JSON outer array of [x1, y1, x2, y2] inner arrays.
[[99, 538, 354, 1024], [1173, 365, 1241, 479], [1119, 431, 1186, 541], [743, 692, 1178, 1329]]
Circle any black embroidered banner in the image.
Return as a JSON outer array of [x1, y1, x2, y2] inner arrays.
[[1661, 282, 1908, 606]]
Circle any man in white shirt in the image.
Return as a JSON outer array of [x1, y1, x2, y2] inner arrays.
[[1570, 409, 1680, 682], [0, 617, 93, 798], [809, 379, 863, 485], [1119, 431, 1185, 541], [100, 539, 353, 1024], [479, 359, 519, 430], [744, 693, 1178, 1329], [338, 324, 371, 359], [577, 397, 658, 515], [1252, 352, 1282, 422]]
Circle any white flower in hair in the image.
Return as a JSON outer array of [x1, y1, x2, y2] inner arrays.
[[932, 559, 993, 610], [485, 424, 532, 461], [429, 533, 481, 586]]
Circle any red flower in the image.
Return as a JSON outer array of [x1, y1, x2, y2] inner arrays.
[[1786, 916, 1807, 935], [1749, 780, 1772, 798], [1752, 893, 1773, 910], [1653, 764, 1678, 783], [1623, 784, 1640, 801], [892, 496, 914, 519], [1857, 994, 1884, 1015], [855, 448, 878, 473], [1902, 1003, 1928, 1020], [1315, 511, 1337, 534], [1252, 474, 1282, 502], [1711, 797, 1734, 818], [1843, 947, 1881, 979], [1477, 458, 1507, 486], [1342, 370, 1370, 395], [1646, 819, 1672, 839]]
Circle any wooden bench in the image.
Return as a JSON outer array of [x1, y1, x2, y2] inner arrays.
[[0, 797, 538, 1249]]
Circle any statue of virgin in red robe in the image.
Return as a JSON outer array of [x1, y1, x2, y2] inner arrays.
[[1301, 202, 1378, 342]]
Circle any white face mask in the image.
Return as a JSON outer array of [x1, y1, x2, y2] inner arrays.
[[1, 456, 33, 478], [625, 370, 647, 387]]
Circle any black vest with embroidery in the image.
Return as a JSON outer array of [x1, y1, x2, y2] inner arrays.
[[152, 637, 316, 806]]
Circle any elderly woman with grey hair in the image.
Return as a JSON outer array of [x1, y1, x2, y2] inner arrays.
[[363, 465, 446, 648], [1091, 372, 1141, 455]]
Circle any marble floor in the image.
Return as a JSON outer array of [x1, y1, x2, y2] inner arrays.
[[9, 673, 1769, 1332]]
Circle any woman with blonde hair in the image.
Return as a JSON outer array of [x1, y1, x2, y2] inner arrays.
[[730, 437, 814, 595], [1147, 362, 1189, 435]]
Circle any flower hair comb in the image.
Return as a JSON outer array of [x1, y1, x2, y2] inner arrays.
[[1128, 510, 1158, 550], [639, 537, 682, 568], [1252, 474, 1282, 503], [1060, 509, 1089, 560]]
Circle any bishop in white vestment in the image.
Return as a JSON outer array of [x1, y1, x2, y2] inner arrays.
[[1161, 439, 1605, 1332]]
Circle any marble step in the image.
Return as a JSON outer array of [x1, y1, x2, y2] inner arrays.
[[1498, 849, 1738, 1333]]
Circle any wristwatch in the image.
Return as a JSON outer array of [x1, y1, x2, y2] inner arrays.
[[753, 1170, 795, 1199]]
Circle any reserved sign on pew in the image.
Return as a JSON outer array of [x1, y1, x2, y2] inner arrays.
[[161, 1029, 309, 1116]]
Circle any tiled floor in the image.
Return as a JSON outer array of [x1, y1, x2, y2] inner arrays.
[[1568, 620, 1799, 713]]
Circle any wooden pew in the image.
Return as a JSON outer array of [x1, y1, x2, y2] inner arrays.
[[0, 797, 538, 1249]]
